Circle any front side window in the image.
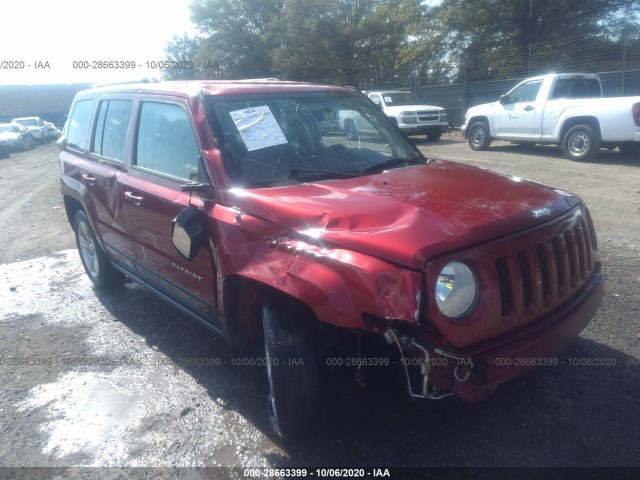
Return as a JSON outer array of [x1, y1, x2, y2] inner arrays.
[[134, 102, 201, 181], [92, 100, 132, 162], [16, 118, 38, 127], [509, 81, 543, 103], [66, 100, 95, 150], [206, 91, 422, 188]]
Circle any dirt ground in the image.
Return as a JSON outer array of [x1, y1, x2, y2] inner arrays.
[[0, 137, 639, 477]]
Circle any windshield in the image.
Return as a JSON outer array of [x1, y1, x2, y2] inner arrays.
[[205, 90, 423, 188], [15, 118, 37, 127], [381, 92, 424, 106]]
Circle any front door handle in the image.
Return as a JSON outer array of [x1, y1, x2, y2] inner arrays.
[[124, 191, 144, 206], [81, 173, 96, 186], [524, 106, 534, 111]]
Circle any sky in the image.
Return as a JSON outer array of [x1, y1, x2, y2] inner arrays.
[[0, 0, 197, 85]]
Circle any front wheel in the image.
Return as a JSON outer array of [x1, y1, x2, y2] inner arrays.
[[467, 121, 492, 150], [426, 130, 442, 142], [74, 210, 124, 288], [262, 299, 321, 441], [562, 124, 600, 161]]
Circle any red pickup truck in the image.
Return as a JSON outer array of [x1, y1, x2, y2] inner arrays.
[[59, 80, 604, 440]]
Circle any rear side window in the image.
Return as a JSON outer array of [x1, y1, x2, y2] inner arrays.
[[134, 102, 200, 181], [66, 100, 94, 150], [550, 79, 601, 99], [92, 100, 132, 162]]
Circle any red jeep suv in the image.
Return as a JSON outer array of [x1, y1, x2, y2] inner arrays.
[[59, 80, 604, 440]]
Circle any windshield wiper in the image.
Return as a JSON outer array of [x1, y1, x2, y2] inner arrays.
[[289, 169, 360, 182], [357, 158, 427, 174]]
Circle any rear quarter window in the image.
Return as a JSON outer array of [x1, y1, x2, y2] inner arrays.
[[66, 100, 95, 150]]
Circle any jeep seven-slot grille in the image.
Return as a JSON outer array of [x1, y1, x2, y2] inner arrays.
[[495, 211, 596, 318]]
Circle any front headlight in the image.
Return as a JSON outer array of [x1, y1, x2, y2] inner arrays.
[[435, 261, 478, 319]]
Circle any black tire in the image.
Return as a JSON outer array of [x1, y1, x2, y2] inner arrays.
[[73, 210, 124, 288], [562, 124, 600, 161], [467, 121, 492, 150], [426, 130, 442, 142], [262, 298, 321, 441], [344, 120, 359, 141]]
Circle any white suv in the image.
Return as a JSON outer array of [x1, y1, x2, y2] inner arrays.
[[11, 116, 50, 143]]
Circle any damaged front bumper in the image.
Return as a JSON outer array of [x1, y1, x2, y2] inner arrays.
[[387, 266, 604, 403]]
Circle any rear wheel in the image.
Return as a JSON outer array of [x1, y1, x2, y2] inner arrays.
[[74, 210, 124, 288], [262, 298, 321, 441], [563, 124, 600, 161], [467, 121, 492, 150]]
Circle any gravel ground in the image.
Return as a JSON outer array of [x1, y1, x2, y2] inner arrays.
[[0, 138, 639, 477]]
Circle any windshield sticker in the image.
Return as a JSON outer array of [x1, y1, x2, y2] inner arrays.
[[229, 106, 288, 151], [384, 96, 393, 103]]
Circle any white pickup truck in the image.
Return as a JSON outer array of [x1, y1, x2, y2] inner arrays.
[[362, 90, 448, 141], [461, 73, 640, 161]]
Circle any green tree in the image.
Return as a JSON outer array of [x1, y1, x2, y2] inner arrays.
[[163, 34, 201, 80], [410, 0, 638, 82], [272, 0, 423, 85], [185, 0, 422, 84], [189, 0, 283, 79]]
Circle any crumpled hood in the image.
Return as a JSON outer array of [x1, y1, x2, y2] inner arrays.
[[230, 160, 581, 269]]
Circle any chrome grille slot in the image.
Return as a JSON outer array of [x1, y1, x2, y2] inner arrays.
[[536, 244, 551, 298], [496, 257, 512, 316], [553, 236, 569, 297], [564, 229, 579, 287], [517, 250, 533, 308]]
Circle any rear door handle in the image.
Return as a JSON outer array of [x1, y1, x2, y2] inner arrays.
[[81, 173, 96, 186], [124, 191, 144, 206], [524, 106, 534, 111]]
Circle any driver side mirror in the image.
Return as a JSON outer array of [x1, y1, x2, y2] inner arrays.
[[172, 205, 205, 262], [499, 94, 515, 105]]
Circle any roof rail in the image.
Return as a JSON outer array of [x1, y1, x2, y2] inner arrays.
[[91, 77, 160, 88]]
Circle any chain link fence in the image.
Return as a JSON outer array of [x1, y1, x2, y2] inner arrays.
[[352, 38, 640, 127]]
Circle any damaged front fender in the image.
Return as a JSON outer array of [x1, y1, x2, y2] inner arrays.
[[212, 204, 422, 330]]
